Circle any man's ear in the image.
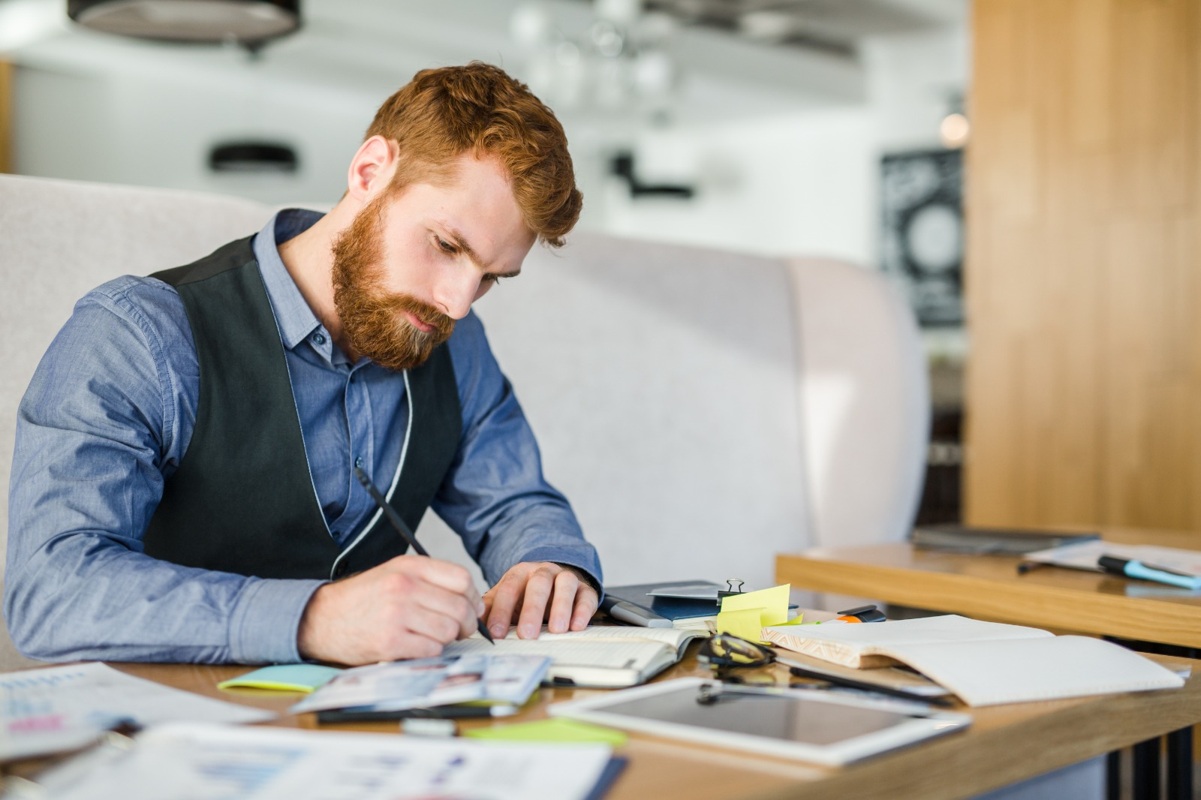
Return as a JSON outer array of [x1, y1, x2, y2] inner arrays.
[[346, 136, 396, 201]]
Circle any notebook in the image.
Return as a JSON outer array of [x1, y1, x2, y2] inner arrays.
[[442, 625, 707, 688], [762, 615, 1184, 706], [911, 524, 1099, 555]]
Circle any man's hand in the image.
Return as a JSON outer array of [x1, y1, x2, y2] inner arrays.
[[482, 562, 599, 640], [298, 555, 483, 666]]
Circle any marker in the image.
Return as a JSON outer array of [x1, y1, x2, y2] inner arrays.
[[317, 705, 518, 724], [354, 466, 494, 643], [1097, 555, 1201, 590]]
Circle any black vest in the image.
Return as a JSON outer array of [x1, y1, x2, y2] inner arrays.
[[143, 237, 462, 580]]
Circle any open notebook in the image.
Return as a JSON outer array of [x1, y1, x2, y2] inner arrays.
[[763, 615, 1184, 707], [443, 626, 706, 688]]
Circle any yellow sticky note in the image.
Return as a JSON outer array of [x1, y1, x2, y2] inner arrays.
[[465, 718, 628, 746], [720, 584, 791, 626], [716, 607, 767, 642]]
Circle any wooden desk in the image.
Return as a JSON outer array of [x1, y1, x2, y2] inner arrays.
[[774, 542, 1201, 650], [7, 648, 1201, 800]]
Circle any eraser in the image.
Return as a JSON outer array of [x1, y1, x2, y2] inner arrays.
[[401, 718, 457, 738]]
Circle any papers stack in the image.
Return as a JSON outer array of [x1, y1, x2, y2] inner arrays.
[[291, 653, 549, 714], [0, 663, 274, 762]]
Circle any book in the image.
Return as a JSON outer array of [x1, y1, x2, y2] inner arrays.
[[911, 524, 1099, 555], [442, 625, 707, 688], [600, 581, 725, 626], [762, 615, 1184, 707], [291, 653, 549, 714]]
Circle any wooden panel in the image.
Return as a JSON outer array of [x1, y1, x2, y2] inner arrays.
[[965, 0, 1201, 540], [0, 61, 11, 174]]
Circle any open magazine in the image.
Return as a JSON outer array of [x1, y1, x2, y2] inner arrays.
[[291, 654, 549, 714]]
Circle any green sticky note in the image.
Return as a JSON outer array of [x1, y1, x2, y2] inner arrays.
[[720, 583, 791, 626], [218, 664, 342, 693], [464, 718, 628, 746]]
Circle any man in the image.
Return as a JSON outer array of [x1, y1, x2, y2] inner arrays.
[[4, 62, 602, 666]]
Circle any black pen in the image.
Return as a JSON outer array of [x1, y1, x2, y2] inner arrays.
[[779, 658, 954, 707], [354, 466, 495, 644], [317, 705, 517, 724]]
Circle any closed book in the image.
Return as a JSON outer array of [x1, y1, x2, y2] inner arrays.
[[762, 615, 1183, 706]]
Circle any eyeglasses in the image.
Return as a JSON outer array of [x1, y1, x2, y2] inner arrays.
[[697, 633, 777, 672]]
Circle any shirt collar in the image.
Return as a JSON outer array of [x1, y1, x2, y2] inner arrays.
[[253, 208, 327, 352]]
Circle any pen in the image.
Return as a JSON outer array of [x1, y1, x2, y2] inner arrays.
[[354, 466, 495, 643], [316, 705, 518, 724], [779, 658, 954, 707], [1097, 555, 1201, 590]]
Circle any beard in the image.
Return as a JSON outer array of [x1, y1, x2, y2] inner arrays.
[[331, 196, 455, 372]]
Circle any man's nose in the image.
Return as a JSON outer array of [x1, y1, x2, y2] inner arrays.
[[433, 272, 480, 320]]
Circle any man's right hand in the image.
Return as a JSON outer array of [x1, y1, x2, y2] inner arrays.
[[297, 554, 484, 665]]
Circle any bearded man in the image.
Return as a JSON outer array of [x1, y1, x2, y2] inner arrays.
[[4, 62, 602, 666]]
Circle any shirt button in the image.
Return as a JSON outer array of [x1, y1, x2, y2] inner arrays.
[[354, 456, 363, 469], [312, 332, 326, 345]]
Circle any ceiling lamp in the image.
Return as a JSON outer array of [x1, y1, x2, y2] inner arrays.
[[208, 140, 298, 174], [67, 0, 300, 49]]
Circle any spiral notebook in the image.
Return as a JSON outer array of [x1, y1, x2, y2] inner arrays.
[[763, 615, 1185, 707]]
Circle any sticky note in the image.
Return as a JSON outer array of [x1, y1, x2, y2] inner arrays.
[[720, 584, 791, 625], [218, 664, 342, 693], [464, 718, 628, 746], [715, 607, 767, 641]]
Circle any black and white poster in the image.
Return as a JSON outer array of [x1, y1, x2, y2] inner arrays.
[[880, 149, 964, 327]]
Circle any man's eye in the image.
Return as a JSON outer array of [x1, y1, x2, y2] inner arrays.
[[436, 237, 457, 254]]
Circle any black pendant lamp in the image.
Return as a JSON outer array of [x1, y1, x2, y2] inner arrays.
[[67, 0, 300, 49]]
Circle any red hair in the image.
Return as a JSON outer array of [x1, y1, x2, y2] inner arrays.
[[365, 62, 582, 247]]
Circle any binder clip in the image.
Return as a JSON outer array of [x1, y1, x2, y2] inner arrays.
[[717, 579, 745, 604]]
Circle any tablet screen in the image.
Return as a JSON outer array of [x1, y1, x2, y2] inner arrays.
[[596, 684, 920, 746]]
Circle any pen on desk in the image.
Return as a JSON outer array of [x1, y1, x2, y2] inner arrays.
[[779, 659, 954, 708], [316, 705, 518, 724], [1097, 555, 1201, 590], [354, 466, 495, 643]]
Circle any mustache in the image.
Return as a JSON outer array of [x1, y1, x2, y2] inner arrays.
[[387, 294, 455, 338]]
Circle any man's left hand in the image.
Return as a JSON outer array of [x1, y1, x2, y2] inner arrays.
[[482, 562, 599, 640]]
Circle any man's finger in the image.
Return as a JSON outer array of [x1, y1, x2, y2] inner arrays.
[[516, 566, 556, 638], [485, 571, 527, 639], [546, 569, 580, 634], [569, 584, 600, 631]]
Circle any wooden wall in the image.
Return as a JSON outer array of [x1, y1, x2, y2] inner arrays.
[[0, 61, 10, 174], [965, 0, 1201, 533]]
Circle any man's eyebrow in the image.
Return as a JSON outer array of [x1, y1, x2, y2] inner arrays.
[[446, 227, 521, 277]]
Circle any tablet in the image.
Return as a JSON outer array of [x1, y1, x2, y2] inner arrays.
[[548, 677, 970, 765]]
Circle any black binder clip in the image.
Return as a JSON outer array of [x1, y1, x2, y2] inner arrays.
[[717, 579, 745, 605]]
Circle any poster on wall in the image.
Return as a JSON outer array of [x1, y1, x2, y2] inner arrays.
[[880, 149, 964, 327]]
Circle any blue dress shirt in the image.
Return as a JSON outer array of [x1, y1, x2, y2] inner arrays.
[[4, 209, 601, 664]]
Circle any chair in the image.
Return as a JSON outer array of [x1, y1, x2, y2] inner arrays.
[[0, 174, 929, 592]]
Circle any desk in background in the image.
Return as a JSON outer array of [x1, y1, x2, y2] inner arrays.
[[775, 532, 1201, 799], [774, 534, 1201, 651], [4, 644, 1201, 800]]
